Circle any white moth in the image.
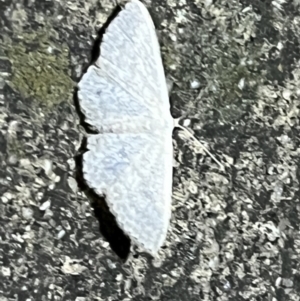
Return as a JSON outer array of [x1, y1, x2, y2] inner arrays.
[[78, 0, 173, 255], [77, 0, 223, 256]]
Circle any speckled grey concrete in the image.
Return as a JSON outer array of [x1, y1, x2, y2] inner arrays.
[[1, 0, 300, 300]]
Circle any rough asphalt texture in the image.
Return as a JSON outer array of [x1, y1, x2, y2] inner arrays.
[[1, 0, 300, 300]]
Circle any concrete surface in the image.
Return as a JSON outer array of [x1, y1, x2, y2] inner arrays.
[[0, 0, 300, 300]]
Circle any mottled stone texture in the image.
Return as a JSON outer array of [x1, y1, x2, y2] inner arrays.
[[0, 0, 300, 300]]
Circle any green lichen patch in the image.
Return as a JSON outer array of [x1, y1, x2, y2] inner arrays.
[[4, 28, 74, 111], [159, 3, 270, 124], [7, 136, 25, 159]]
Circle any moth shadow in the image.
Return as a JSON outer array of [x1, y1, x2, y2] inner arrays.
[[73, 4, 131, 261], [73, 4, 122, 134]]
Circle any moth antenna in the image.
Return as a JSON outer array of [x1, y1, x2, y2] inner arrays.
[[174, 119, 224, 170]]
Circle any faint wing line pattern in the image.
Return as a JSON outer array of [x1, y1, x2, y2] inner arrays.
[[77, 0, 174, 255]]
